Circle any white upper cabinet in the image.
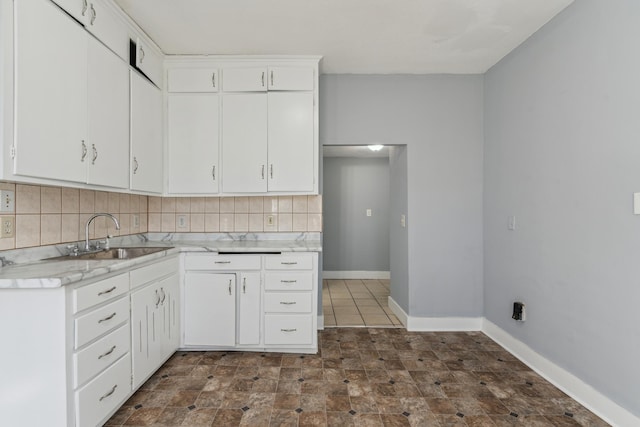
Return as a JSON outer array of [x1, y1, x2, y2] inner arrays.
[[267, 67, 314, 91], [168, 68, 219, 93], [87, 36, 129, 188], [167, 94, 220, 194], [14, 0, 88, 183], [221, 94, 268, 193], [50, 0, 90, 23], [267, 92, 315, 192], [130, 71, 163, 193], [223, 67, 267, 92], [135, 37, 163, 88]]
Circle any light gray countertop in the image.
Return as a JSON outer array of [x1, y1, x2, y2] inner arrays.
[[0, 233, 321, 289]]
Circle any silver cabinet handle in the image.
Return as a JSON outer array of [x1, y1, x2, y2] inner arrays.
[[89, 3, 96, 25], [98, 312, 116, 323], [228, 279, 232, 296], [99, 384, 117, 401], [81, 0, 88, 16], [281, 328, 297, 332], [133, 157, 138, 174], [81, 141, 87, 162], [212, 72, 216, 88], [155, 289, 160, 307], [92, 143, 98, 164], [271, 70, 274, 86], [160, 287, 166, 304], [281, 261, 298, 265], [261, 71, 265, 87], [214, 261, 231, 264], [281, 280, 297, 284], [98, 286, 116, 296], [270, 164, 273, 179], [280, 301, 296, 305], [242, 277, 246, 294], [212, 165, 216, 180], [261, 165, 265, 179], [98, 345, 116, 359], [139, 46, 145, 63]]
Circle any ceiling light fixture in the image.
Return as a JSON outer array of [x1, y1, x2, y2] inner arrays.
[[368, 144, 384, 152]]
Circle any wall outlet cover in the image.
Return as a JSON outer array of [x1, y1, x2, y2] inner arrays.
[[0, 216, 15, 238]]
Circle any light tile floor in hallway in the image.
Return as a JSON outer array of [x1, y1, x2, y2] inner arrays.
[[322, 279, 403, 328]]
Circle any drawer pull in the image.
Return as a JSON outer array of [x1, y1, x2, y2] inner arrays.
[[97, 286, 117, 296], [228, 279, 232, 296], [281, 280, 297, 284], [160, 287, 166, 304], [281, 328, 297, 332], [99, 384, 117, 401], [98, 312, 116, 323], [281, 261, 298, 265], [98, 345, 116, 360], [215, 261, 231, 264], [280, 301, 296, 305]]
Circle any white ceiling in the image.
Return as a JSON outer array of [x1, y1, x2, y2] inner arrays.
[[114, 0, 574, 74]]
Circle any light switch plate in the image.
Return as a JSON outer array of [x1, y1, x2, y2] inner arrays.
[[634, 193, 640, 215]]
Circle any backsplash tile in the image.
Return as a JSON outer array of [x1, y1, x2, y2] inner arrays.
[[0, 181, 322, 250]]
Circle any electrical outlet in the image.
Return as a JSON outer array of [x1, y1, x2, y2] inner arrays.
[[400, 214, 406, 228], [177, 214, 188, 229], [1, 216, 15, 238], [366, 209, 372, 217], [132, 214, 140, 228]]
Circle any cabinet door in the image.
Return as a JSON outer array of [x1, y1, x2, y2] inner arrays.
[[50, 0, 90, 24], [131, 284, 158, 388], [267, 92, 315, 192], [136, 38, 163, 87], [238, 272, 261, 345], [131, 71, 163, 193], [84, 0, 129, 60], [168, 68, 219, 93], [168, 94, 219, 194], [222, 94, 268, 193], [184, 273, 236, 346], [222, 68, 267, 92], [87, 36, 129, 188], [14, 0, 87, 183], [157, 274, 179, 360], [267, 67, 314, 91]]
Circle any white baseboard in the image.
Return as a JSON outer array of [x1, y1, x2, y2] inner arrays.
[[317, 314, 324, 330], [388, 297, 482, 331], [482, 319, 639, 427], [322, 271, 390, 280]]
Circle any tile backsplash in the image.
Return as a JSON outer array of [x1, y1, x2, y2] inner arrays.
[[0, 181, 322, 250]]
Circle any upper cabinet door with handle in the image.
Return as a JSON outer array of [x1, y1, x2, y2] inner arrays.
[[50, 0, 91, 24], [222, 68, 268, 92], [135, 37, 163, 88], [267, 67, 314, 91], [168, 68, 219, 93], [83, 0, 129, 61], [14, 0, 88, 183]]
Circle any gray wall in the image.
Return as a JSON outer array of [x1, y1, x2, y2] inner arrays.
[[321, 74, 484, 317], [484, 0, 640, 416], [389, 146, 409, 310], [323, 156, 390, 272]]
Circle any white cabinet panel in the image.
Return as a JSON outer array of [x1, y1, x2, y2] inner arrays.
[[75, 296, 129, 348], [223, 67, 267, 92], [264, 315, 313, 345], [238, 272, 261, 345], [168, 68, 219, 93], [14, 0, 88, 183], [267, 92, 314, 192], [184, 273, 236, 346], [73, 273, 129, 313], [264, 293, 312, 313], [168, 94, 220, 194], [131, 282, 160, 388], [73, 323, 130, 388], [87, 36, 129, 188], [136, 37, 163, 87], [222, 94, 268, 193], [131, 71, 163, 193], [84, 0, 128, 60], [51, 0, 90, 23], [184, 254, 261, 271], [268, 67, 314, 91]]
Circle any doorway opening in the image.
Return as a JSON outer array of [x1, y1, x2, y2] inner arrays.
[[321, 145, 408, 328]]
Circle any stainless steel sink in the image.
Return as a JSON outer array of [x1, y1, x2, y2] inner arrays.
[[49, 247, 172, 261]]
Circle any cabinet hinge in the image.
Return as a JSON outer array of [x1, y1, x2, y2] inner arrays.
[[10, 145, 16, 159]]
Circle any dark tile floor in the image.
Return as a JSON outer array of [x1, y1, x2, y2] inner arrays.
[[106, 328, 609, 426]]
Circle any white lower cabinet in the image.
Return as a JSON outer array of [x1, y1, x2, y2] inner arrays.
[[182, 252, 318, 352]]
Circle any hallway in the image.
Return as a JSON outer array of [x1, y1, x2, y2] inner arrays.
[[322, 279, 402, 328]]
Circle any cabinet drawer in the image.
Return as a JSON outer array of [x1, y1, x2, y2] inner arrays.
[[185, 254, 261, 270], [265, 272, 313, 291], [265, 315, 313, 345], [168, 68, 219, 92], [75, 354, 131, 427], [74, 323, 130, 388], [265, 255, 313, 270], [73, 273, 129, 313], [75, 297, 128, 348], [130, 256, 179, 289], [264, 293, 312, 313]]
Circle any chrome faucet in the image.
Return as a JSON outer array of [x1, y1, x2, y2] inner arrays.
[[85, 213, 120, 251]]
